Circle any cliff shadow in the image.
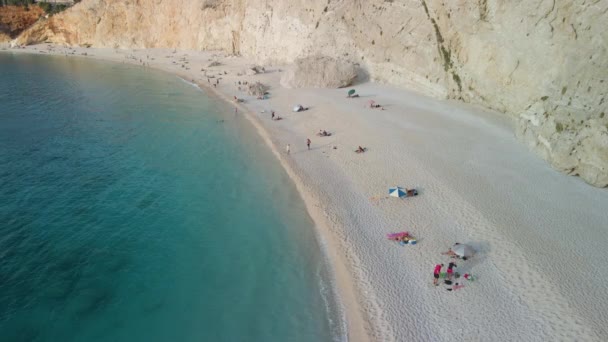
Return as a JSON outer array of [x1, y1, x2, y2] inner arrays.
[[352, 65, 370, 86]]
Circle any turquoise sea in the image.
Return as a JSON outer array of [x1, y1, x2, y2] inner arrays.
[[0, 53, 343, 341]]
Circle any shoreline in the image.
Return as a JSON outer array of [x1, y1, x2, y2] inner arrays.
[[169, 62, 373, 342], [4, 44, 608, 341], [2, 45, 375, 341], [192, 75, 373, 341]]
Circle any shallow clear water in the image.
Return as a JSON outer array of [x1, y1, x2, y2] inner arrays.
[[0, 53, 341, 342]]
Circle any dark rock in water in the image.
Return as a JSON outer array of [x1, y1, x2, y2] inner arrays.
[[44, 278, 78, 302], [5, 324, 42, 342], [56, 253, 84, 273], [142, 299, 165, 314], [73, 287, 114, 317], [137, 197, 155, 209], [137, 192, 160, 210], [93, 251, 129, 274]]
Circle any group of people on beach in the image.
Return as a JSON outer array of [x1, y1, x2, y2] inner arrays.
[[208, 77, 220, 87], [231, 83, 372, 156], [433, 243, 474, 290], [268, 108, 365, 154], [433, 262, 458, 286]]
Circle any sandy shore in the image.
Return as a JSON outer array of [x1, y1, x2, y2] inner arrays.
[[4, 44, 608, 341]]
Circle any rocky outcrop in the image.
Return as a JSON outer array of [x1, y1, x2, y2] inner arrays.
[[281, 55, 358, 89], [244, 65, 265, 76], [246, 82, 269, 96], [14, 0, 608, 186], [206, 60, 222, 67]]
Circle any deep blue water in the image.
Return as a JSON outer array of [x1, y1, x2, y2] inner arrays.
[[0, 53, 342, 341]]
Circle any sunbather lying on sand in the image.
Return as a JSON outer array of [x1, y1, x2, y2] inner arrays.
[[441, 248, 469, 260], [317, 130, 332, 137], [355, 146, 367, 153], [392, 235, 415, 243], [294, 105, 309, 112], [441, 249, 459, 258]]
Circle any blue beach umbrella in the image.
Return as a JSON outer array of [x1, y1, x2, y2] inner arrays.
[[388, 187, 407, 198]]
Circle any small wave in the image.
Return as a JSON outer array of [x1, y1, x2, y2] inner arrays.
[[177, 77, 201, 91], [317, 240, 349, 342]]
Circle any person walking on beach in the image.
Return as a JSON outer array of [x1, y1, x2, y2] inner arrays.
[[286, 144, 291, 155], [446, 262, 457, 281], [271, 111, 275, 120], [433, 264, 443, 286], [306, 138, 311, 150]]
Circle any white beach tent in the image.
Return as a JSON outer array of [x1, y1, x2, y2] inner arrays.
[[452, 243, 475, 258], [389, 187, 407, 198]]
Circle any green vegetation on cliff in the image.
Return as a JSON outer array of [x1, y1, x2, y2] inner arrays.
[[0, 1, 77, 15], [0, 0, 35, 6]]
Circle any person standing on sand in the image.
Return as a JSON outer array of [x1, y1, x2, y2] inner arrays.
[[433, 264, 443, 286], [286, 144, 291, 155], [446, 262, 457, 281], [306, 138, 311, 150]]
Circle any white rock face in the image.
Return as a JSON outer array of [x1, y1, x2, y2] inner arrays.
[[17, 0, 608, 186], [281, 55, 358, 89]]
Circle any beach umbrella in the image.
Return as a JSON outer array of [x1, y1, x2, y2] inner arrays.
[[389, 186, 407, 198], [348, 89, 356, 96], [368, 100, 375, 107], [293, 105, 303, 112], [452, 243, 475, 258]]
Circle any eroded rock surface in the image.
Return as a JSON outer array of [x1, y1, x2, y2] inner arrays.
[[15, 0, 608, 186]]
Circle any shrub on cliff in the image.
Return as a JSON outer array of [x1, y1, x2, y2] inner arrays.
[[37, 2, 69, 15], [1, 1, 35, 6], [37, 2, 50, 13]]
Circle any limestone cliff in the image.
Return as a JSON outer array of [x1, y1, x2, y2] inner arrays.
[[15, 0, 608, 186]]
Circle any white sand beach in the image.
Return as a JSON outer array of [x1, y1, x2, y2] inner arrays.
[[6, 44, 608, 341]]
